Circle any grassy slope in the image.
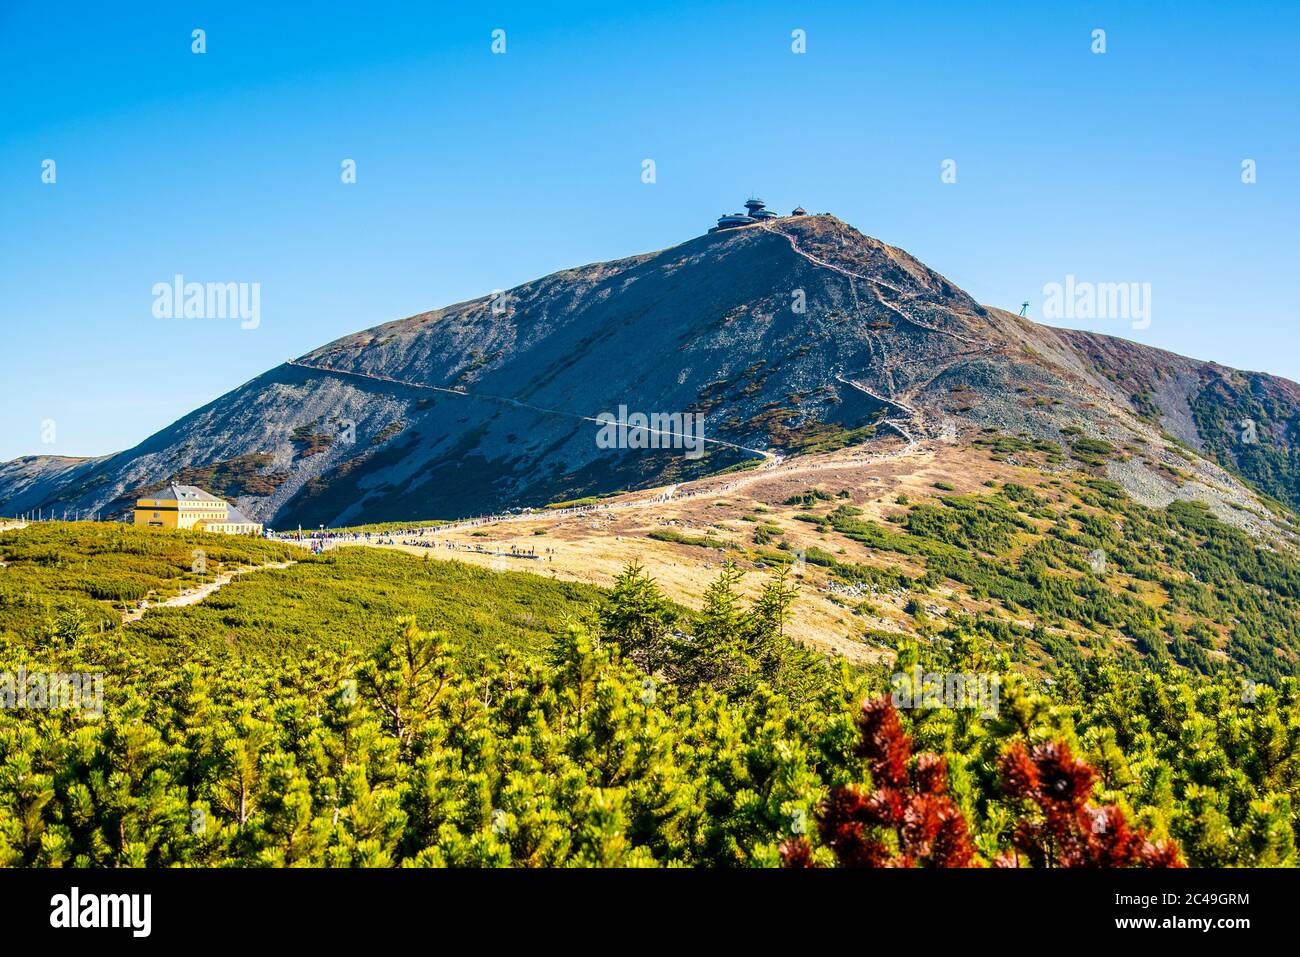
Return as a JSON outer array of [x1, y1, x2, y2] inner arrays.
[[3, 467, 1300, 867], [823, 476, 1300, 682], [0, 522, 299, 638], [7, 436, 1300, 685], [124, 548, 603, 661], [722, 439, 1300, 682], [1190, 375, 1300, 514], [0, 523, 602, 665]]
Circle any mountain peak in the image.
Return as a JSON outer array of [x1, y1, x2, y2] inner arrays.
[[4, 214, 1299, 533]]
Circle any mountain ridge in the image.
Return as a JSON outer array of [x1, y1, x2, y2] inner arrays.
[[4, 214, 1298, 530]]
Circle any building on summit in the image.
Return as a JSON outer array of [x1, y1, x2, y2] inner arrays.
[[709, 197, 805, 233], [133, 485, 263, 535]]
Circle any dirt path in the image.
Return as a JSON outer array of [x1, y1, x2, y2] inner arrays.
[[321, 442, 962, 664], [274, 233, 964, 551], [756, 221, 982, 347], [122, 561, 296, 623], [287, 359, 777, 462], [280, 434, 929, 550], [278, 221, 989, 547]]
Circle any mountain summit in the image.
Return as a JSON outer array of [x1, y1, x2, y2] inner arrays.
[[4, 213, 1298, 528]]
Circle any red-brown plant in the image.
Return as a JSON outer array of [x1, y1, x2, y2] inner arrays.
[[782, 695, 978, 867], [781, 697, 1186, 869], [996, 740, 1184, 868]]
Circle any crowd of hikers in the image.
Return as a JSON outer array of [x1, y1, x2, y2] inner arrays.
[[269, 525, 557, 561], [399, 539, 553, 561], [266, 472, 758, 558]]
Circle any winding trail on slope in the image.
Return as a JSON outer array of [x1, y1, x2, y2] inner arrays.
[[278, 227, 966, 541], [757, 220, 1012, 447], [286, 359, 776, 462], [122, 561, 297, 623], [288, 220, 986, 476], [756, 222, 983, 347], [279, 428, 929, 546], [833, 374, 919, 444]]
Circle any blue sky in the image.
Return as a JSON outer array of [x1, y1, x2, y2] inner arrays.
[[2, 0, 1296, 460]]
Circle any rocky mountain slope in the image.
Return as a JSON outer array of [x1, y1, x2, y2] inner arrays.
[[3, 214, 1297, 530]]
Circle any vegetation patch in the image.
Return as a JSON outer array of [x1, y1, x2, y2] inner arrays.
[[646, 528, 735, 550], [291, 422, 335, 457], [1070, 437, 1117, 467], [118, 453, 289, 506]]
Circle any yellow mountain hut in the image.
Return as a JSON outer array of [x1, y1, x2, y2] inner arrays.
[[133, 485, 263, 535]]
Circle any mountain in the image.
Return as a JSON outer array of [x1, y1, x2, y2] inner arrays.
[[3, 213, 1298, 530]]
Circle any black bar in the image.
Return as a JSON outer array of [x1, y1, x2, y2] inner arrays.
[[0, 867, 1274, 943]]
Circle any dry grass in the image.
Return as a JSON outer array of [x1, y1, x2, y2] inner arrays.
[[330, 442, 1058, 665]]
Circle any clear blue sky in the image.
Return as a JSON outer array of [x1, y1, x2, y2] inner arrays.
[[2, 1, 1296, 461]]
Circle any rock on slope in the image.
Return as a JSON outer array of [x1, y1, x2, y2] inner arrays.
[[2, 214, 1296, 530]]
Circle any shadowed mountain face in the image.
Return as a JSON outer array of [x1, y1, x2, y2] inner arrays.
[[3, 215, 1298, 528]]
